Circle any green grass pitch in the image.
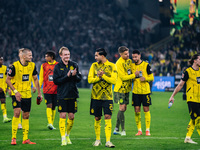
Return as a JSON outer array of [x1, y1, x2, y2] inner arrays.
[[0, 89, 199, 150]]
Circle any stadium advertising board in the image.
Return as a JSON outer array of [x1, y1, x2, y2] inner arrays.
[[152, 76, 175, 92]]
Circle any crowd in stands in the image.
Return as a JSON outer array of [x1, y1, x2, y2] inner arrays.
[[1, 0, 200, 77], [146, 19, 200, 76], [0, 0, 144, 67]]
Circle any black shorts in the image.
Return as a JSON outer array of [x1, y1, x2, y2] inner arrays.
[[0, 91, 5, 99], [188, 102, 200, 120], [58, 99, 77, 113], [132, 93, 151, 106], [90, 99, 113, 117], [114, 92, 129, 105], [44, 94, 57, 106], [12, 96, 31, 112]]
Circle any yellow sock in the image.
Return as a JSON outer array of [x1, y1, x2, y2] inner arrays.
[[19, 112, 22, 124], [59, 118, 66, 137], [186, 119, 195, 138], [46, 108, 53, 124], [66, 119, 74, 135], [1, 103, 7, 118], [105, 119, 112, 142], [12, 117, 19, 139], [22, 119, 29, 141], [144, 111, 151, 131], [52, 110, 56, 125], [195, 116, 200, 135], [135, 112, 141, 131], [94, 119, 101, 140]]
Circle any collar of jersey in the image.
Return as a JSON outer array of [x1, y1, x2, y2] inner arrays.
[[48, 60, 57, 65], [135, 60, 143, 65]]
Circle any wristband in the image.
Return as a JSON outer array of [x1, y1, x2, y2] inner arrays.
[[13, 89, 18, 94]]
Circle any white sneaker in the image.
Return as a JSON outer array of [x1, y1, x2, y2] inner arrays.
[[61, 139, 67, 146], [184, 138, 197, 144], [105, 141, 115, 148], [47, 124, 56, 130], [93, 140, 101, 146], [113, 129, 121, 135], [121, 130, 126, 136], [66, 136, 72, 144], [18, 123, 22, 129]]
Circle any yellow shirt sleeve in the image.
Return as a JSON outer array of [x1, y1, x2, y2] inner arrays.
[[39, 64, 44, 88], [145, 73, 154, 82], [117, 62, 135, 81], [88, 63, 100, 84]]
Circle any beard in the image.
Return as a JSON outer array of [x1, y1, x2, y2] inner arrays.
[[97, 60, 102, 64]]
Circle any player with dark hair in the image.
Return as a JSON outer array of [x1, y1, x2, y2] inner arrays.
[[132, 49, 154, 136], [6, 48, 42, 145], [53, 46, 82, 146], [39, 50, 58, 130], [113, 46, 134, 136], [88, 48, 117, 148], [0, 56, 12, 123], [169, 54, 200, 144]]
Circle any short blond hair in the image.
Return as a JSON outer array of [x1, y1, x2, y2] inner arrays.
[[59, 46, 69, 55], [19, 48, 31, 54]]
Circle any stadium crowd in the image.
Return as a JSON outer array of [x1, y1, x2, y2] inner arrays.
[[0, 0, 200, 77]]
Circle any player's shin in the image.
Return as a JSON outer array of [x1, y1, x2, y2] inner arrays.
[[186, 119, 195, 138], [95, 119, 101, 140], [12, 117, 19, 139], [144, 111, 151, 131], [59, 118, 66, 138], [22, 119, 29, 141], [105, 119, 111, 142], [135, 112, 141, 131], [66, 118, 74, 136]]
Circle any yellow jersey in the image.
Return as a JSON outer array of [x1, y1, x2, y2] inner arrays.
[[132, 61, 154, 94], [0, 65, 7, 93], [182, 67, 200, 103], [114, 57, 135, 93], [8, 61, 37, 98], [88, 60, 117, 100]]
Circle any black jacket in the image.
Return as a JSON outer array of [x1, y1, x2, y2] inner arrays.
[[53, 60, 82, 99]]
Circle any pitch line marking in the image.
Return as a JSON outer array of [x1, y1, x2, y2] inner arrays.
[[0, 137, 197, 142]]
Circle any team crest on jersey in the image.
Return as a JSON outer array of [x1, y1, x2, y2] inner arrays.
[[91, 108, 94, 114], [22, 74, 29, 81], [0, 73, 3, 78], [70, 66, 74, 70], [48, 75, 53, 81], [13, 102, 17, 107]]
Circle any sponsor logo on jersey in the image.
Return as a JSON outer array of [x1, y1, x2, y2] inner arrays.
[[197, 77, 200, 84], [22, 74, 29, 81], [0, 73, 3, 78], [48, 75, 53, 81]]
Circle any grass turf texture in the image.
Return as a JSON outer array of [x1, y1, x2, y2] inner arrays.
[[0, 89, 199, 150]]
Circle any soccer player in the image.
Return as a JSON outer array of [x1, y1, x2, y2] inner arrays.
[[6, 48, 43, 145], [88, 48, 117, 148], [0, 56, 12, 123], [132, 50, 154, 136], [39, 50, 58, 130], [53, 46, 82, 146], [113, 46, 134, 136], [169, 54, 200, 144]]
